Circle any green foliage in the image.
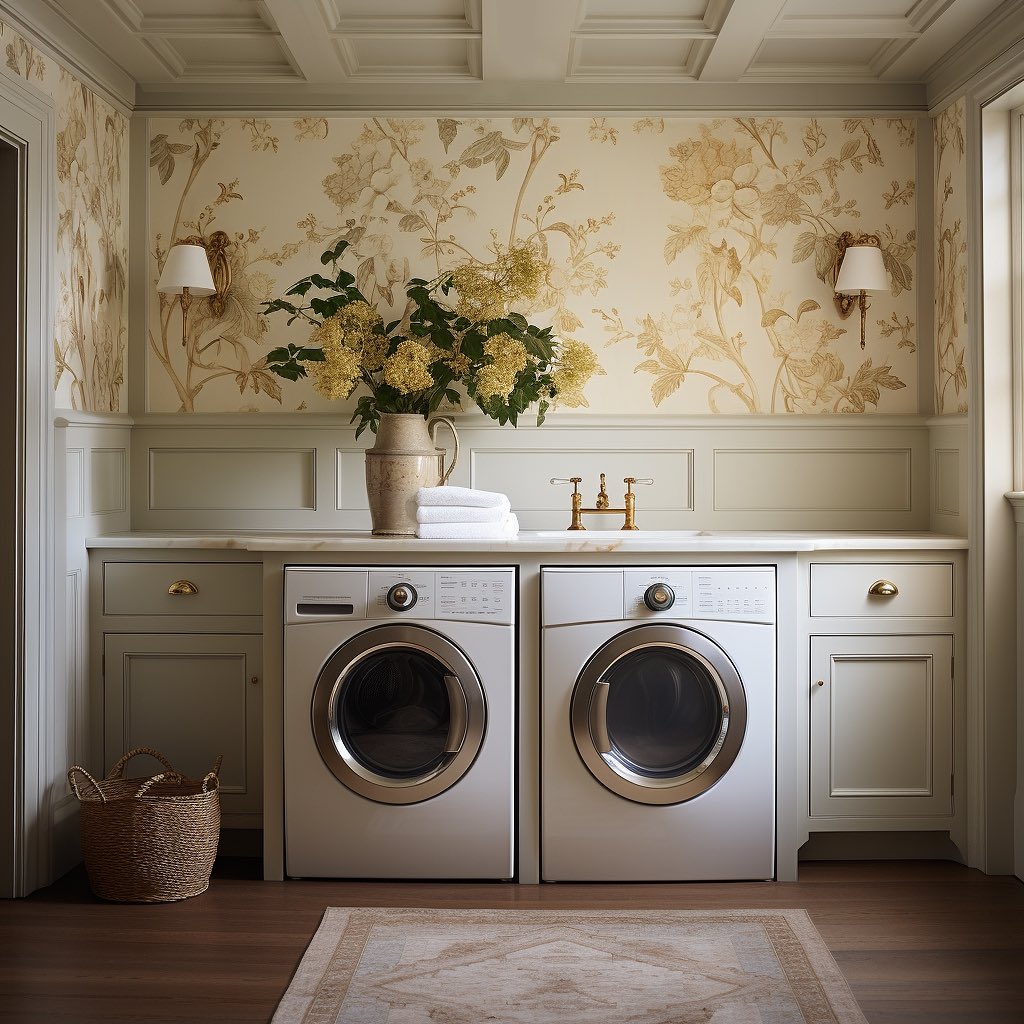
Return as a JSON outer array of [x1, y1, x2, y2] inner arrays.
[[261, 242, 597, 436]]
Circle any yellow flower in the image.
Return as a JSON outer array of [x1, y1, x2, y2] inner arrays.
[[383, 340, 434, 394], [551, 339, 602, 406], [310, 341, 362, 400], [450, 265, 506, 322], [449, 246, 545, 322], [475, 333, 530, 402]]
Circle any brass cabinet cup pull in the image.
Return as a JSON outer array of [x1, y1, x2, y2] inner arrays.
[[167, 579, 199, 596], [867, 579, 899, 597]]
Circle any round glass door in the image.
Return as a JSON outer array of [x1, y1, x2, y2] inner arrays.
[[312, 624, 486, 804], [570, 624, 747, 805]]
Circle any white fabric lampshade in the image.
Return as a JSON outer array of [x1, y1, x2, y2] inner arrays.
[[834, 243, 888, 294], [157, 243, 216, 296]]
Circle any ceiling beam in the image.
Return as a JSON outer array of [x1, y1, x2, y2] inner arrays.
[[698, 0, 788, 82], [482, 0, 579, 82], [260, 0, 342, 84]]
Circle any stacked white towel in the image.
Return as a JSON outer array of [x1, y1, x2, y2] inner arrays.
[[415, 487, 519, 539]]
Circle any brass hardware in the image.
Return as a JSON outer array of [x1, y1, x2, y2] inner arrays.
[[250, 676, 259, 686], [551, 475, 653, 531], [816, 679, 825, 687], [167, 579, 199, 596], [867, 579, 899, 597], [183, 231, 232, 319]]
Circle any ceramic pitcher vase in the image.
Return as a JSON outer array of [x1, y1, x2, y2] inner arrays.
[[364, 413, 460, 535]]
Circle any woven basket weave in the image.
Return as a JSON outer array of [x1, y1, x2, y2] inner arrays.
[[68, 747, 222, 903]]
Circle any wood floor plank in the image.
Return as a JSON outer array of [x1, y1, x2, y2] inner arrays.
[[0, 860, 1021, 1023]]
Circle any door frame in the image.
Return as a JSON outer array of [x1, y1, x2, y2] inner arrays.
[[0, 68, 57, 898]]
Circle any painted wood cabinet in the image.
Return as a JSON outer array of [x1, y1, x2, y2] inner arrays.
[[92, 556, 264, 828], [802, 556, 963, 841]]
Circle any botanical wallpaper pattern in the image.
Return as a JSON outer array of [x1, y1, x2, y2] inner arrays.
[[1, 18, 129, 412], [933, 97, 968, 415], [148, 115, 921, 415]]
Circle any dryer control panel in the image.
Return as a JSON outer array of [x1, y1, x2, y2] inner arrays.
[[543, 566, 775, 626], [286, 567, 514, 625]]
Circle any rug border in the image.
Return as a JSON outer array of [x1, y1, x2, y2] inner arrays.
[[271, 906, 869, 1024]]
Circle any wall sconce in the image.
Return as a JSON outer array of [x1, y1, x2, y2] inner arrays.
[[157, 243, 216, 346], [833, 232, 889, 350]]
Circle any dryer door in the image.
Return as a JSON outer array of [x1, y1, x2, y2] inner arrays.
[[570, 624, 747, 805], [311, 624, 486, 805]]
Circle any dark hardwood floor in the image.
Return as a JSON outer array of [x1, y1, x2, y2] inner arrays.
[[1, 859, 1022, 1023]]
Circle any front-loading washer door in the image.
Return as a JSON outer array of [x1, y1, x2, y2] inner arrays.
[[570, 623, 747, 805], [311, 624, 486, 805]]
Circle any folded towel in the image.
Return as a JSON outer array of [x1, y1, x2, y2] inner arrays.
[[416, 501, 510, 525], [417, 512, 519, 540], [416, 485, 510, 509]]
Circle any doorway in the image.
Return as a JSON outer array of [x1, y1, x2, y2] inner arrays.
[[0, 134, 17, 895]]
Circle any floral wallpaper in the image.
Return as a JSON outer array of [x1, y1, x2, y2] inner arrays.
[[1, 18, 129, 412], [147, 115, 921, 415], [933, 97, 968, 415]]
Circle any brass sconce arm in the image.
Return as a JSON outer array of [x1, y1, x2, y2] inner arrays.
[[832, 231, 889, 350]]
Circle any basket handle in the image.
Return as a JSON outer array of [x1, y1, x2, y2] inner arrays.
[[108, 746, 178, 780], [133, 771, 174, 799], [67, 765, 105, 804], [202, 754, 223, 794]]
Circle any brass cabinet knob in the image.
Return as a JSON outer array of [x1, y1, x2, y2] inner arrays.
[[867, 579, 899, 597], [816, 679, 825, 687], [167, 579, 199, 596]]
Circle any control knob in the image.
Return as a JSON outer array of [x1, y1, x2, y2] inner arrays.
[[643, 583, 675, 611], [386, 583, 418, 611]]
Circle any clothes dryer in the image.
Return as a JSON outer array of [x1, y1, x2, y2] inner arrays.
[[284, 566, 515, 879], [541, 566, 776, 881]]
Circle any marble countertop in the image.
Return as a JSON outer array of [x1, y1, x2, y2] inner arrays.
[[85, 530, 969, 553]]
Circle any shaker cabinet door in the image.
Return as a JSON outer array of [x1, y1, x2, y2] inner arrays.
[[103, 633, 262, 822], [809, 634, 953, 819]]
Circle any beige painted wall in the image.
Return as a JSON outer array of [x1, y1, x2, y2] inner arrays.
[[147, 115, 922, 418], [0, 17, 128, 414]]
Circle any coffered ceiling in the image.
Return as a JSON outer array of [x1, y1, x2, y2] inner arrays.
[[8, 0, 1019, 110]]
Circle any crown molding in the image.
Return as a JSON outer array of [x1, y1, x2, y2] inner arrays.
[[131, 79, 927, 115], [0, 0, 135, 112], [925, 0, 1024, 111]]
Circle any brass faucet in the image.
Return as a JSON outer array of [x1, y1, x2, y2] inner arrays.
[[550, 474, 654, 531]]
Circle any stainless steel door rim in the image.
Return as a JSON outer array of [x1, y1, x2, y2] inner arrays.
[[311, 623, 486, 805], [570, 623, 747, 805]]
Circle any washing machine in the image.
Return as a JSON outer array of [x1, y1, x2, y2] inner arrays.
[[284, 566, 515, 879], [541, 566, 776, 881]]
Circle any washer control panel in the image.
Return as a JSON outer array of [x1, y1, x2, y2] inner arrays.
[[573, 567, 776, 625], [286, 567, 514, 624]]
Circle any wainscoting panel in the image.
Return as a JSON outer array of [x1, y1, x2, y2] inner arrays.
[[90, 448, 127, 515], [714, 449, 912, 513], [130, 413, 935, 533], [149, 448, 316, 511], [472, 447, 694, 516], [54, 414, 133, 879], [928, 417, 967, 536]]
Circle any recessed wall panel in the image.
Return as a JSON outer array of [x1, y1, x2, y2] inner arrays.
[[714, 448, 911, 511], [149, 448, 316, 510]]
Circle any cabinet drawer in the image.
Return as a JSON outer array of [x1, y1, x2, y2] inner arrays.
[[103, 562, 262, 616], [809, 562, 953, 618]]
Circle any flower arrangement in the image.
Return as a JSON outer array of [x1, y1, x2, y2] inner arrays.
[[261, 239, 602, 436]]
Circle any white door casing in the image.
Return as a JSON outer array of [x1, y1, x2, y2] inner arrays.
[[0, 67, 57, 898]]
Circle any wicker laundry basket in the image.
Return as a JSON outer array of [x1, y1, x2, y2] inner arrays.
[[68, 747, 222, 903]]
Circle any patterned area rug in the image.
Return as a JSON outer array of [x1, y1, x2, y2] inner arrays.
[[272, 907, 868, 1024]]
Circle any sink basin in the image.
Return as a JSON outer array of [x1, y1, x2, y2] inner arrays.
[[532, 530, 704, 539]]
